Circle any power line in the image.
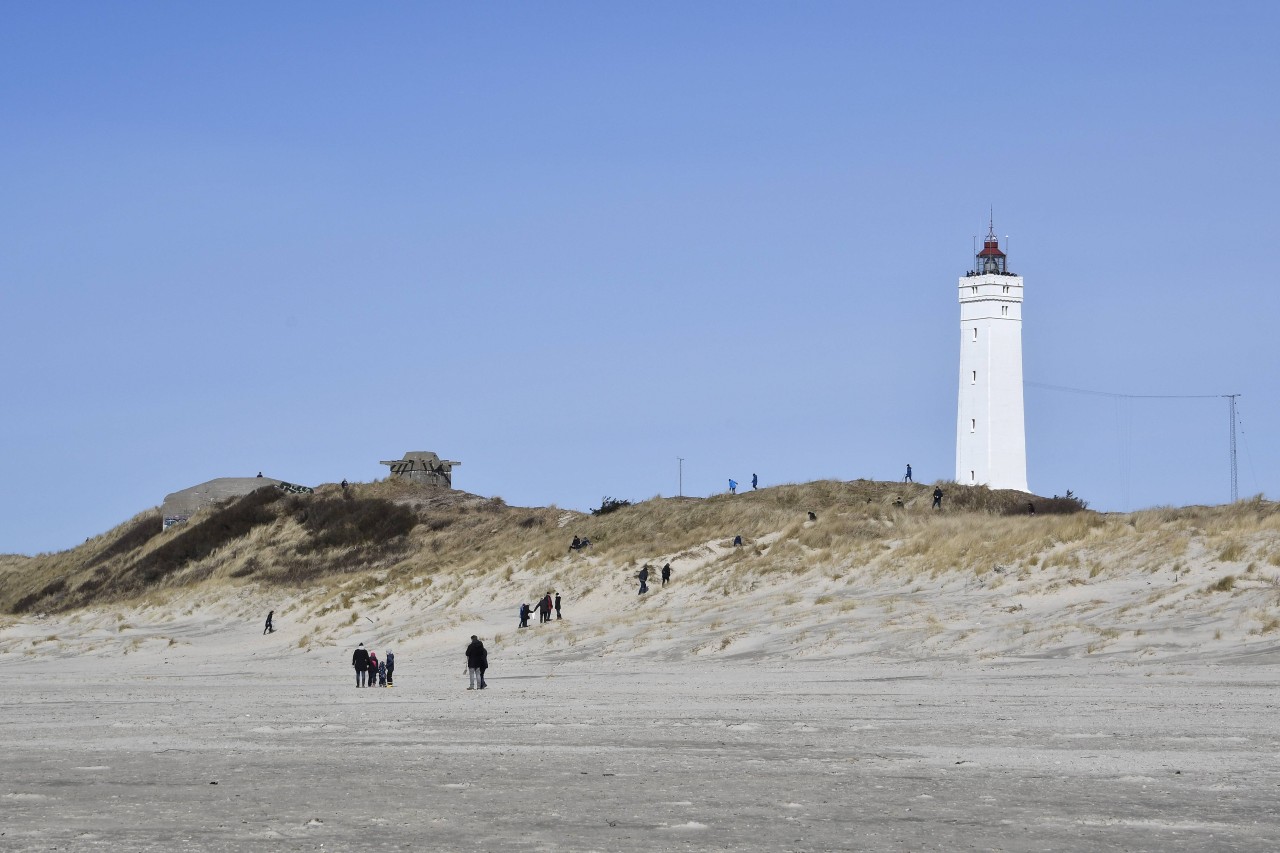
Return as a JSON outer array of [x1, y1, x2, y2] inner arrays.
[[1025, 381, 1222, 400], [1027, 381, 1243, 504]]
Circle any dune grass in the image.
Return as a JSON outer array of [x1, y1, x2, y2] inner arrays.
[[2, 479, 1277, 626]]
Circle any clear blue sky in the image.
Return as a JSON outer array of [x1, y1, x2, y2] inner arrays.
[[2, 2, 1277, 554]]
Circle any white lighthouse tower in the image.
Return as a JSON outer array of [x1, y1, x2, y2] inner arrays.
[[956, 219, 1028, 492]]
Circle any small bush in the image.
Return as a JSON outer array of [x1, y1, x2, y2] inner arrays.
[[10, 578, 68, 614], [941, 484, 1089, 516], [592, 496, 632, 516], [1209, 575, 1236, 592], [291, 496, 418, 552]]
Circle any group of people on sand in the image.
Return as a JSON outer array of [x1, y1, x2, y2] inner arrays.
[[351, 643, 394, 688], [348, 636, 490, 692], [519, 592, 561, 627], [636, 563, 672, 595]]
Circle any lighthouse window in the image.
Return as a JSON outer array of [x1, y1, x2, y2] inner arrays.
[[971, 418, 976, 432], [1003, 285, 1010, 294], [970, 470, 975, 482], [971, 286, 978, 294], [972, 370, 977, 384], [1001, 305, 1008, 316], [972, 327, 978, 340]]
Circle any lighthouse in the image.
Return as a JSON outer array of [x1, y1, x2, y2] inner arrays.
[[955, 220, 1028, 492]]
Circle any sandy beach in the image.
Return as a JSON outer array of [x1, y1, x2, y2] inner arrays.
[[3, 622, 1279, 852]]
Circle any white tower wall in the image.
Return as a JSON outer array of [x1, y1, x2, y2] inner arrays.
[[956, 272, 1028, 492]]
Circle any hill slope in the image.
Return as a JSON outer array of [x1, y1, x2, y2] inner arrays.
[[2, 480, 1279, 664]]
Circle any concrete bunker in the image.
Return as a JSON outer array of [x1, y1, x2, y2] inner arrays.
[[379, 451, 460, 488], [161, 476, 312, 530]]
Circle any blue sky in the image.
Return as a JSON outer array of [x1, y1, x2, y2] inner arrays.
[[2, 2, 1277, 554]]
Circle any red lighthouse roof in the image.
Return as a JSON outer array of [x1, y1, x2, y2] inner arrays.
[[978, 219, 1004, 257]]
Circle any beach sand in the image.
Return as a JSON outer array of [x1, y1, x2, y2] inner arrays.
[[2, 625, 1279, 851]]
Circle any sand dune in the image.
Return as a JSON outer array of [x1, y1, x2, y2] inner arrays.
[[2, 486, 1279, 850]]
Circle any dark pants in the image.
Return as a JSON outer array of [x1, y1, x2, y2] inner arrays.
[[386, 668, 394, 686], [933, 498, 941, 509], [555, 607, 561, 620], [356, 669, 366, 687], [639, 581, 648, 594]]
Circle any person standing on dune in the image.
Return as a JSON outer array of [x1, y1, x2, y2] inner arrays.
[[263, 610, 274, 634]]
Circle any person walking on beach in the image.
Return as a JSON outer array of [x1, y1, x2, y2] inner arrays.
[[519, 602, 531, 628], [543, 592, 554, 623], [263, 610, 274, 635], [637, 565, 650, 595], [751, 473, 758, 490], [554, 592, 562, 620], [728, 479, 737, 495], [465, 636, 488, 690], [385, 650, 395, 687], [352, 643, 370, 688], [932, 486, 943, 509], [904, 464, 912, 483], [661, 563, 672, 586]]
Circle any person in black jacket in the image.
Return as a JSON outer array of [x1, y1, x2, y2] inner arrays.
[[263, 610, 274, 635], [465, 636, 488, 690], [352, 643, 370, 688]]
